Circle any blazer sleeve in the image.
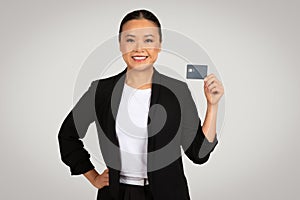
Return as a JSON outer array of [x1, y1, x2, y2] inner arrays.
[[58, 80, 98, 175], [180, 82, 218, 164]]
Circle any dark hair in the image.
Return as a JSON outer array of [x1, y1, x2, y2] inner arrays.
[[118, 9, 162, 43]]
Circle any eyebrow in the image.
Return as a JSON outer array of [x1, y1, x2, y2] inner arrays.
[[144, 34, 154, 37], [125, 34, 154, 38], [125, 34, 135, 37]]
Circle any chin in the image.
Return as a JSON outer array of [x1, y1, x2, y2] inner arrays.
[[127, 63, 154, 72]]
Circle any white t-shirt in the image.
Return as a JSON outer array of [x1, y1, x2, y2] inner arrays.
[[115, 83, 151, 185]]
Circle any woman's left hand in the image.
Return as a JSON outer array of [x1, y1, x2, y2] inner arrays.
[[204, 74, 224, 106]]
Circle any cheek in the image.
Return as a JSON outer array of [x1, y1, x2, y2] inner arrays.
[[120, 43, 133, 54], [148, 49, 160, 58], [122, 53, 131, 62]]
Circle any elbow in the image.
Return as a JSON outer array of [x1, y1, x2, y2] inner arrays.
[[186, 138, 218, 165], [192, 153, 211, 165], [184, 147, 211, 165]]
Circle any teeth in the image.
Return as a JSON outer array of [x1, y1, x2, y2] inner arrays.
[[132, 56, 147, 60]]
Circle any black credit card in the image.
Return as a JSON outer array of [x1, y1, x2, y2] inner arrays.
[[186, 64, 208, 79]]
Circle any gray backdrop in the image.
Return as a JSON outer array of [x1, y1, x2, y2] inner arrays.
[[0, 0, 299, 199]]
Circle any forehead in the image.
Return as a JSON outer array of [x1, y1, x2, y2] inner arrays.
[[122, 19, 159, 36]]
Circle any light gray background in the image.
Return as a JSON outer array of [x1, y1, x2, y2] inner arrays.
[[0, 0, 299, 199]]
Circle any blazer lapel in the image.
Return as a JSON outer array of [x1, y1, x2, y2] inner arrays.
[[147, 68, 161, 153], [149, 68, 161, 108], [107, 68, 127, 147]]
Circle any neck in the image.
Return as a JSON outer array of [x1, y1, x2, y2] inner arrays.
[[125, 66, 154, 89]]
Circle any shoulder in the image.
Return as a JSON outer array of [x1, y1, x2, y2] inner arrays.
[[93, 70, 124, 84], [90, 69, 126, 91]]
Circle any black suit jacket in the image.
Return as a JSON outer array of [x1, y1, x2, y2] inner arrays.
[[58, 67, 218, 200]]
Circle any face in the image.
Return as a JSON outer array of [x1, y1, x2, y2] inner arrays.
[[119, 19, 161, 71]]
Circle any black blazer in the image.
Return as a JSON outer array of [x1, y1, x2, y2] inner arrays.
[[58, 67, 218, 200]]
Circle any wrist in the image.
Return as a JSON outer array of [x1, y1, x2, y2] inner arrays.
[[207, 102, 218, 112]]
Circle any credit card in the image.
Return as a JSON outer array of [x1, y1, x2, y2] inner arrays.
[[186, 64, 208, 79]]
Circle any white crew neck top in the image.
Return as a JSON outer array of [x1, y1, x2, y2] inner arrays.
[[115, 83, 151, 185]]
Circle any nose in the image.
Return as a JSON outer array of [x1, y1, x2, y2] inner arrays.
[[134, 40, 144, 51]]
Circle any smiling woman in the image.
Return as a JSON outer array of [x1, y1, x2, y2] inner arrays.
[[58, 9, 224, 200], [119, 19, 161, 72]]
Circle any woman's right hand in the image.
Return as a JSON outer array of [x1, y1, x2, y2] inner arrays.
[[92, 168, 109, 189], [84, 168, 109, 189]]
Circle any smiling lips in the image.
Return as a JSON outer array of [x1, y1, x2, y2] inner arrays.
[[132, 55, 148, 62]]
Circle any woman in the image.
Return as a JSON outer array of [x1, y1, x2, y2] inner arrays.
[[58, 9, 224, 200]]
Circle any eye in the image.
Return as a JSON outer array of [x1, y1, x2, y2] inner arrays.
[[145, 39, 153, 43], [126, 38, 134, 43]]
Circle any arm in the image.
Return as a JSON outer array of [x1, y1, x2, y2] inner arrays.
[[180, 79, 221, 164], [202, 104, 218, 143], [198, 74, 224, 161], [57, 81, 98, 175], [202, 74, 224, 142]]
